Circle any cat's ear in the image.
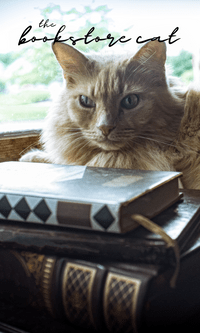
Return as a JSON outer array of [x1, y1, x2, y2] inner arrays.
[[134, 41, 166, 65], [52, 42, 89, 75]]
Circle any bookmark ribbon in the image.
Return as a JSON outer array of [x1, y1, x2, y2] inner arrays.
[[131, 214, 180, 288]]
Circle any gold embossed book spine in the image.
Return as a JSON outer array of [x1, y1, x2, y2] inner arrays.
[[1, 236, 200, 333], [0, 249, 152, 333]]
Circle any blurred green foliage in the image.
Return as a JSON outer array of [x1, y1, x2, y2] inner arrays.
[[0, 52, 20, 66], [180, 69, 193, 84], [38, 3, 115, 51], [11, 43, 61, 86], [167, 50, 193, 84], [0, 104, 48, 122], [8, 4, 119, 87], [0, 5, 195, 93], [0, 90, 50, 122], [1, 3, 192, 123], [0, 90, 50, 105], [0, 80, 6, 93]]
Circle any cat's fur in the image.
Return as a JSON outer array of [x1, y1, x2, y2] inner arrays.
[[169, 86, 200, 189], [20, 40, 200, 189]]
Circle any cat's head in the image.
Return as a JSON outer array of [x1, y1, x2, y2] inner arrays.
[[51, 40, 184, 154]]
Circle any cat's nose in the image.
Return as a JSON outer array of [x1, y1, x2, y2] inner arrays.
[[98, 124, 116, 136]]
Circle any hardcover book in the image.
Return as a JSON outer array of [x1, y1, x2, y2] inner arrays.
[[0, 161, 182, 233], [0, 190, 199, 267], [0, 221, 200, 333]]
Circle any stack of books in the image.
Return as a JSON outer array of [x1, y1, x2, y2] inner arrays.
[[0, 162, 200, 333]]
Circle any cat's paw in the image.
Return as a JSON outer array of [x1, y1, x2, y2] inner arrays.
[[19, 149, 49, 163]]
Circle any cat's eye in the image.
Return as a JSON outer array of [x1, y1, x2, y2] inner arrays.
[[80, 95, 95, 108], [121, 94, 139, 109]]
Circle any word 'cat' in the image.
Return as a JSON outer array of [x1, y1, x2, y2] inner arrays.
[[18, 23, 180, 47], [136, 27, 180, 44]]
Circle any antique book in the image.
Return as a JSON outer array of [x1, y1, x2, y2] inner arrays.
[[0, 161, 182, 233], [0, 220, 200, 333], [0, 190, 199, 267]]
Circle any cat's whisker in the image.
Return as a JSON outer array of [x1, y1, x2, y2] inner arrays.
[[64, 128, 81, 131], [137, 133, 190, 150], [67, 136, 84, 145], [82, 131, 100, 141], [79, 140, 92, 151], [135, 134, 175, 147], [70, 135, 92, 149], [20, 142, 39, 157], [135, 134, 200, 156], [65, 132, 82, 138]]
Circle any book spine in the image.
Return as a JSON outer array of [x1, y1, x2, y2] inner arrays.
[[0, 221, 175, 266], [0, 193, 121, 233], [0, 249, 153, 333]]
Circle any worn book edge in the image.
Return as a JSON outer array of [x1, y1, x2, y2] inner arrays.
[[0, 177, 182, 234]]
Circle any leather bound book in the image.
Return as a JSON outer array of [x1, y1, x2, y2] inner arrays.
[[0, 161, 182, 233], [0, 228, 200, 333], [0, 248, 154, 333], [0, 190, 199, 267], [0, 191, 199, 333]]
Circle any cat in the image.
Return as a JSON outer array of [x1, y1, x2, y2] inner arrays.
[[21, 40, 196, 187]]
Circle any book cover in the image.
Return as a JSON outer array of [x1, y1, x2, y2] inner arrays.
[[0, 190, 199, 267], [0, 161, 182, 233]]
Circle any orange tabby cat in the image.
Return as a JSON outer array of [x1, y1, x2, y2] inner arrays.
[[21, 40, 199, 187]]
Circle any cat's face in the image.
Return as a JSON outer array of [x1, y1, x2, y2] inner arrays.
[[52, 41, 181, 153]]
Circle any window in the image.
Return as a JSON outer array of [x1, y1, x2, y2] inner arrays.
[[0, 0, 199, 161]]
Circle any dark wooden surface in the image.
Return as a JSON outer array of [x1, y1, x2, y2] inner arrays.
[[0, 130, 41, 162]]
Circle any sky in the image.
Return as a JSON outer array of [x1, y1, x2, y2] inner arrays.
[[1, 0, 200, 57]]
